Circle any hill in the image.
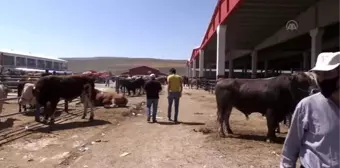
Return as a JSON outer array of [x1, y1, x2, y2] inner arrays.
[[62, 57, 187, 75]]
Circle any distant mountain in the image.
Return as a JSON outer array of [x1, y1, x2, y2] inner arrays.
[[61, 57, 187, 75]]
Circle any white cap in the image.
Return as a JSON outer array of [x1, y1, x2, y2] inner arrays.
[[150, 74, 155, 78], [310, 52, 340, 71]]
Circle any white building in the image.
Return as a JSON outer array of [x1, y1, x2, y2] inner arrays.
[[0, 49, 68, 71]]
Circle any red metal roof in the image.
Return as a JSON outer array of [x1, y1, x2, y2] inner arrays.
[[190, 0, 242, 62]]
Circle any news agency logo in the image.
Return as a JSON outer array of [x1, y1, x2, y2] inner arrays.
[[286, 20, 298, 31]]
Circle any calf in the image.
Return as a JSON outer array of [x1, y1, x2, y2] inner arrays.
[[92, 89, 128, 107], [18, 83, 36, 113], [33, 75, 96, 129]]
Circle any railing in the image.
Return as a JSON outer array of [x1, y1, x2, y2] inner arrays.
[[0, 97, 80, 118], [0, 75, 40, 91]]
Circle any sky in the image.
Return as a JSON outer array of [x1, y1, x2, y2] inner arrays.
[[0, 0, 217, 60]]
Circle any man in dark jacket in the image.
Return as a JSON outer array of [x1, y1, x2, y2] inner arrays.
[[144, 74, 162, 122]]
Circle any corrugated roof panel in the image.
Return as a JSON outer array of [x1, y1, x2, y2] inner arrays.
[[0, 49, 67, 62]]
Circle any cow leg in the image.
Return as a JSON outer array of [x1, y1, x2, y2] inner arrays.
[[265, 109, 277, 143], [64, 100, 69, 113], [217, 103, 233, 137], [19, 103, 22, 112], [49, 101, 58, 125], [276, 123, 281, 133], [48, 101, 58, 131], [224, 107, 233, 134], [88, 98, 94, 121], [42, 104, 49, 124], [82, 99, 88, 119]]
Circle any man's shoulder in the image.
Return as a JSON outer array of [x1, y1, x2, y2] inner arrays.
[[298, 92, 324, 108]]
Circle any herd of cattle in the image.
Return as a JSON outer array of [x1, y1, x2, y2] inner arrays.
[[0, 75, 159, 130], [0, 71, 320, 143]]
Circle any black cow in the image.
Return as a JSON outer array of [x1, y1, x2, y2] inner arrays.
[[182, 76, 189, 87], [156, 76, 167, 85], [120, 77, 145, 96], [33, 75, 96, 130], [215, 72, 317, 142]]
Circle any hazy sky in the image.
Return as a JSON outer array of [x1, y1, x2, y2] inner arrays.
[[0, 0, 217, 60]]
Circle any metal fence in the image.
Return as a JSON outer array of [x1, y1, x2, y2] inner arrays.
[[0, 74, 40, 91]]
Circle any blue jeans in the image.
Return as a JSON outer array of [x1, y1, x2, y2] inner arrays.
[[146, 99, 159, 121], [168, 92, 180, 121]]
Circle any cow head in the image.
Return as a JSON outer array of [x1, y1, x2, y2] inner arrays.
[[290, 71, 319, 100]]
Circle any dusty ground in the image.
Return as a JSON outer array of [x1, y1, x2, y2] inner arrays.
[[0, 87, 289, 168]]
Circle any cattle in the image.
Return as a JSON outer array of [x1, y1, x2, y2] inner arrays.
[[156, 76, 167, 85], [0, 84, 10, 120], [120, 77, 145, 96], [17, 81, 27, 112], [215, 72, 318, 142], [189, 78, 200, 89], [17, 78, 38, 113], [182, 76, 189, 87], [91, 88, 128, 107], [33, 75, 96, 129], [18, 83, 36, 113]]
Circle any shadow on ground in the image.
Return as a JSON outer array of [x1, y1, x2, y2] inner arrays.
[[32, 119, 112, 133], [0, 118, 19, 130], [157, 121, 205, 126], [232, 134, 286, 144]]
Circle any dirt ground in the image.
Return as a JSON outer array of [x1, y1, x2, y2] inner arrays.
[[0, 87, 289, 168]]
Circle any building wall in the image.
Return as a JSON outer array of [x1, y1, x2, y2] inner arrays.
[[0, 52, 68, 71]]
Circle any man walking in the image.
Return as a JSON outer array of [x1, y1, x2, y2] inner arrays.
[[167, 68, 183, 123], [144, 74, 162, 122]]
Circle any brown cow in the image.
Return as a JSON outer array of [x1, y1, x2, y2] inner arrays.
[[84, 88, 128, 107], [33, 75, 96, 130], [215, 72, 318, 142]]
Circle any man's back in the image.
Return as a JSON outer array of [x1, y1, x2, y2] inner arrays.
[[144, 80, 162, 99], [167, 74, 181, 92]]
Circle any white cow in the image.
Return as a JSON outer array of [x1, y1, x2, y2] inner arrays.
[[18, 83, 36, 113], [0, 84, 10, 120]]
